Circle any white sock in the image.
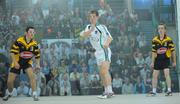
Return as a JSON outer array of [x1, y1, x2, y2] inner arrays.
[[153, 88, 156, 93], [33, 91, 37, 96], [105, 87, 108, 93], [107, 85, 113, 93], [168, 88, 171, 92], [6, 89, 13, 96], [6, 89, 10, 95]]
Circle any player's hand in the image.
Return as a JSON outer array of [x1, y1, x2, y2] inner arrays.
[[172, 62, 176, 68], [35, 65, 40, 73], [36, 65, 40, 70], [150, 62, 154, 70], [14, 61, 20, 69]]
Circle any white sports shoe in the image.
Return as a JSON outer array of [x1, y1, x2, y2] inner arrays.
[[33, 95, 39, 101], [97, 92, 114, 99], [97, 94, 108, 99]]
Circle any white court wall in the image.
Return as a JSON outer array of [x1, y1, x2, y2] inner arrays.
[[176, 0, 180, 91]]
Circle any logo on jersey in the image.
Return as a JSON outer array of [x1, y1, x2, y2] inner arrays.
[[20, 51, 34, 59], [90, 37, 99, 42], [157, 47, 167, 54]]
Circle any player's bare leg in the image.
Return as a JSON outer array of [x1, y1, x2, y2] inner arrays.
[[98, 61, 113, 99], [164, 68, 172, 96], [26, 67, 39, 101], [3, 72, 17, 101], [148, 70, 159, 96]]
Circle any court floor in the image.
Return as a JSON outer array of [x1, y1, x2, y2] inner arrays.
[[0, 93, 179, 104]]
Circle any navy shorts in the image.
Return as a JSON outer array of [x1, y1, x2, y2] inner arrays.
[[10, 63, 32, 74], [154, 59, 170, 70]]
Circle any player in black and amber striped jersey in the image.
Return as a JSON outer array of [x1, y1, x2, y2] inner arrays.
[[152, 34, 175, 61], [3, 26, 40, 101], [149, 23, 176, 96]]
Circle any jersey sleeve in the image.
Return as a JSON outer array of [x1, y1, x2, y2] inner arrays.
[[152, 40, 157, 53], [34, 45, 40, 59], [168, 39, 175, 52], [10, 40, 20, 54]]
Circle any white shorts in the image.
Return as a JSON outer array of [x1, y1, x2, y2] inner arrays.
[[94, 48, 111, 65]]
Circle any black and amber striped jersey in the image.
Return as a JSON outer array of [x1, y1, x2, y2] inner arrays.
[[10, 36, 40, 66], [152, 35, 175, 60]]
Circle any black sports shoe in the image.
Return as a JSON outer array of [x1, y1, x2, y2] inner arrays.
[[3, 94, 11, 101], [165, 91, 172, 96], [147, 91, 156, 96]]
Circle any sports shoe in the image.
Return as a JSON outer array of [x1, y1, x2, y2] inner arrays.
[[3, 94, 11, 101], [33, 95, 39, 101], [147, 91, 156, 96], [165, 91, 172, 96], [97, 93, 108, 99], [107, 92, 115, 98], [97, 92, 114, 99]]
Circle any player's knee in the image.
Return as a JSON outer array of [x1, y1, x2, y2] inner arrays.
[[164, 70, 170, 78], [152, 73, 158, 79], [26, 70, 35, 80], [28, 74, 35, 81], [99, 70, 104, 75], [7, 79, 14, 85], [164, 73, 170, 78], [7, 77, 16, 84], [100, 69, 107, 75]]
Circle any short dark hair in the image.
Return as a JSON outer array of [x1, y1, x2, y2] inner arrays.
[[159, 23, 167, 29], [26, 26, 35, 32], [90, 10, 99, 16]]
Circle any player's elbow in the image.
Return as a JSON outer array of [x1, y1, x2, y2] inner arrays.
[[108, 37, 113, 43]]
